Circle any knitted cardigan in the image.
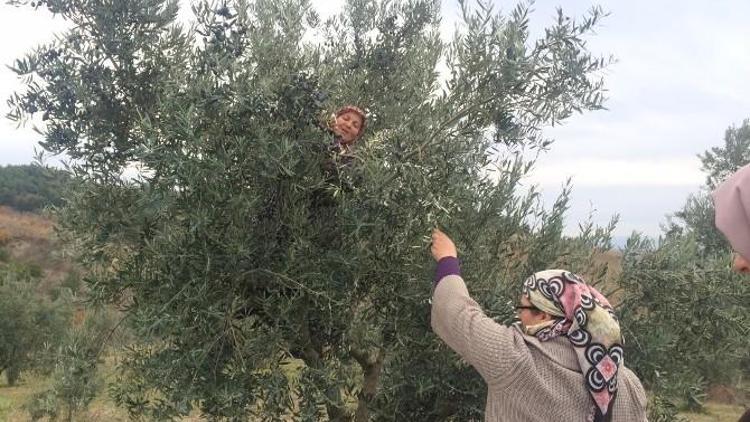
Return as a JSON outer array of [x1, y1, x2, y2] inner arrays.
[[431, 274, 648, 421]]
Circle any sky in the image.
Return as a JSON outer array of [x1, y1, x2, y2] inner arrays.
[[1, 1, 749, 239]]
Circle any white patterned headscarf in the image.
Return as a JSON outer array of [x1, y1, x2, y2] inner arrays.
[[522, 269, 623, 422]]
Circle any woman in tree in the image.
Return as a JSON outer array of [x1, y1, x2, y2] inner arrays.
[[712, 164, 750, 422], [429, 228, 648, 422], [318, 105, 367, 180], [713, 162, 750, 274], [328, 105, 367, 156]]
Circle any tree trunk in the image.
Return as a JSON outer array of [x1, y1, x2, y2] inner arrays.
[[352, 347, 385, 422], [297, 310, 351, 421], [5, 365, 20, 386]]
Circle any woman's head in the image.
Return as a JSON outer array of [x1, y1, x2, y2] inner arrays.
[[516, 294, 553, 329], [713, 162, 750, 274], [333, 105, 366, 144], [521, 269, 623, 419]]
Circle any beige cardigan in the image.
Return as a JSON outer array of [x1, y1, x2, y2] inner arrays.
[[431, 275, 648, 421]]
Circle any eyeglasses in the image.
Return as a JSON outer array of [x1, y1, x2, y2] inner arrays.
[[514, 305, 539, 312]]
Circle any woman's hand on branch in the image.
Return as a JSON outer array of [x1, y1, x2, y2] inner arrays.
[[431, 228, 457, 261]]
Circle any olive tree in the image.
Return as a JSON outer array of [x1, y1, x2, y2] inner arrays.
[[8, 0, 610, 419]]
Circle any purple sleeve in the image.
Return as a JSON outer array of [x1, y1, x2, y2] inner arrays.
[[434, 256, 461, 285]]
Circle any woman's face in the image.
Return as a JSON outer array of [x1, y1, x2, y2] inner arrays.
[[517, 294, 551, 328], [334, 111, 364, 144], [732, 252, 750, 274]]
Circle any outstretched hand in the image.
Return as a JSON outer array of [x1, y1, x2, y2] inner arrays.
[[431, 228, 457, 261]]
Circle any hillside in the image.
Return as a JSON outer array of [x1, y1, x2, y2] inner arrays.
[[0, 165, 69, 212], [0, 206, 73, 292]]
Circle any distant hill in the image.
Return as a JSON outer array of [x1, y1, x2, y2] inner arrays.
[[0, 164, 69, 212]]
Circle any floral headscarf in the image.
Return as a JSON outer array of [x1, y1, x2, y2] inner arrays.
[[522, 269, 623, 422]]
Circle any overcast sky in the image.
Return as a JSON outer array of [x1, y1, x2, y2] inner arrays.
[[1, 1, 749, 238]]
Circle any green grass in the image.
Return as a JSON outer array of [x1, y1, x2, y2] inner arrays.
[[0, 365, 130, 422], [0, 373, 47, 421], [2, 367, 747, 422], [0, 394, 12, 421], [680, 402, 747, 422]]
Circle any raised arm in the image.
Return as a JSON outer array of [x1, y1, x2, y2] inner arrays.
[[429, 229, 525, 386]]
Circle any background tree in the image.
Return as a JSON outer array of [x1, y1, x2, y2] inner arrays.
[[25, 311, 112, 422], [617, 119, 750, 411], [0, 260, 71, 386], [700, 119, 750, 190], [8, 0, 612, 420], [663, 119, 750, 257], [0, 268, 38, 386]]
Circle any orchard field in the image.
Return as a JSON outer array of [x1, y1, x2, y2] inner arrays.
[[1, 0, 749, 420]]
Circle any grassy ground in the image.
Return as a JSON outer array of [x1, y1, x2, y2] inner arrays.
[[0, 380, 29, 421], [0, 359, 311, 421], [0, 370, 130, 422], [680, 402, 747, 421], [1, 371, 746, 422]]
